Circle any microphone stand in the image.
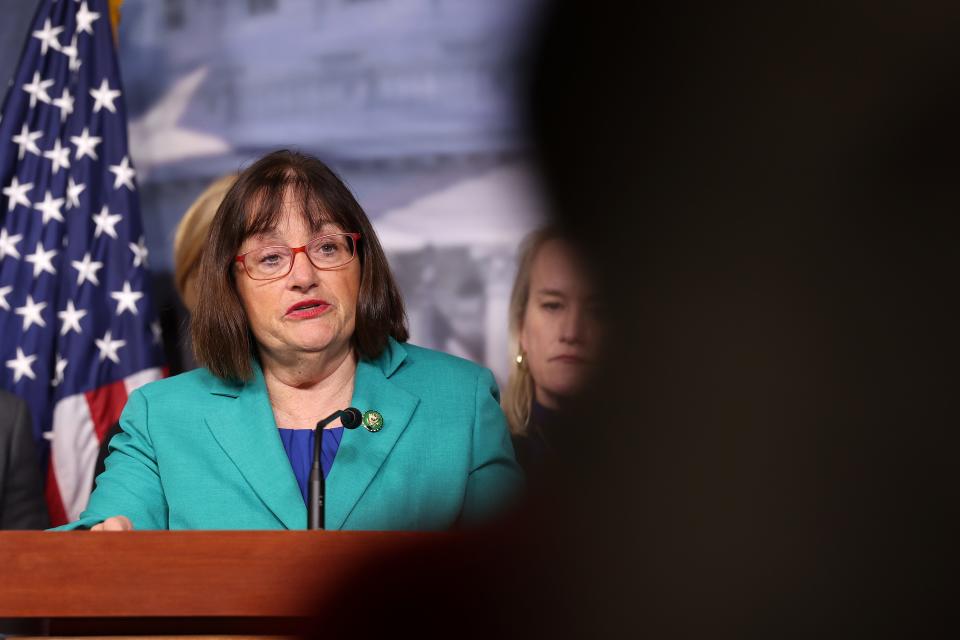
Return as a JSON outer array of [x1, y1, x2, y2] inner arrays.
[[308, 408, 362, 530]]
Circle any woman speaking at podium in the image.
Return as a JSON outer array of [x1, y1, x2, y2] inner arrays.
[[54, 150, 522, 531]]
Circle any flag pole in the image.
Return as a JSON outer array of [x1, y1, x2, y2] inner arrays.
[[109, 0, 123, 46]]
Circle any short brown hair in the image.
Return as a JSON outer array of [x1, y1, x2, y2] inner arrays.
[[191, 150, 408, 381]]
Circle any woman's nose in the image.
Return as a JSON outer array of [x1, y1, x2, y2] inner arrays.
[[286, 250, 318, 290], [559, 306, 587, 344]]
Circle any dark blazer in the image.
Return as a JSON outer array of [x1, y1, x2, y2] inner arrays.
[[0, 390, 48, 529]]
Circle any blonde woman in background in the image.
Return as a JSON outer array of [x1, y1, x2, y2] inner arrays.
[[504, 227, 602, 475], [174, 175, 238, 312], [169, 174, 238, 372]]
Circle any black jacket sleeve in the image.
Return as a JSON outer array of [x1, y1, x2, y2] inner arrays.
[[0, 393, 49, 529]]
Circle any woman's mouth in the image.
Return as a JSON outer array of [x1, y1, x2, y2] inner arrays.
[[285, 299, 331, 319]]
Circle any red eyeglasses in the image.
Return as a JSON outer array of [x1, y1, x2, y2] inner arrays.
[[234, 232, 361, 280]]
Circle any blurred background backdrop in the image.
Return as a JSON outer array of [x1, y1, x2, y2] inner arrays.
[[1, 0, 548, 382]]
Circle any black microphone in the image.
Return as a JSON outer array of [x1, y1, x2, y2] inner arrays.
[[308, 407, 361, 530], [340, 407, 362, 429]]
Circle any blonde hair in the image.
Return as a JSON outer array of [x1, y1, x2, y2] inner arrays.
[[173, 175, 237, 311], [503, 226, 563, 435]]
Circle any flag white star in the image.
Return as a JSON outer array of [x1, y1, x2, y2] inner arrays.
[[58, 34, 81, 72], [52, 354, 68, 387], [52, 87, 74, 122], [108, 156, 136, 190], [0, 228, 23, 261], [5, 348, 37, 383], [43, 138, 71, 175], [76, 1, 101, 35], [58, 299, 87, 336], [129, 235, 149, 267], [3, 176, 33, 211], [151, 320, 163, 345], [14, 294, 47, 331], [22, 71, 54, 108], [33, 190, 65, 224], [0, 285, 12, 311], [12, 124, 43, 160], [95, 330, 126, 364], [70, 126, 101, 161], [66, 177, 85, 209], [89, 78, 121, 113], [31, 18, 63, 56], [71, 251, 103, 286], [110, 281, 144, 316], [24, 242, 58, 277], [92, 205, 122, 238]]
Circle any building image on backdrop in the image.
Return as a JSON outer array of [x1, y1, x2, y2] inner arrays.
[[116, 0, 548, 384]]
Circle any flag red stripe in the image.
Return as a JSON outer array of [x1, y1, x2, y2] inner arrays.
[[45, 460, 68, 528], [85, 380, 129, 443]]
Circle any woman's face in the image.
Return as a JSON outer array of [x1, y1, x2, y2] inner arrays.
[[234, 205, 361, 366], [519, 239, 601, 409]]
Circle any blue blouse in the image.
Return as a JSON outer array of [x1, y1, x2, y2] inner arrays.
[[276, 427, 344, 506]]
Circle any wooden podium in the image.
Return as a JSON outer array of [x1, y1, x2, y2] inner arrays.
[[0, 530, 442, 636]]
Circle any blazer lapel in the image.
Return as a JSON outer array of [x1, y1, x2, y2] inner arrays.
[[326, 341, 420, 530], [203, 364, 305, 530]]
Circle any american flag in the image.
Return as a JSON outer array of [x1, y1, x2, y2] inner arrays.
[[0, 0, 164, 526]]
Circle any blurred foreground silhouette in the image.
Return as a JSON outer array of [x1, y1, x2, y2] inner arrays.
[[309, 2, 955, 636]]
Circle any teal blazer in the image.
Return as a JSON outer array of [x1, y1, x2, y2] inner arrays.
[[54, 339, 523, 531]]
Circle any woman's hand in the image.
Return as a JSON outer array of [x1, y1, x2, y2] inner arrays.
[[90, 515, 134, 531]]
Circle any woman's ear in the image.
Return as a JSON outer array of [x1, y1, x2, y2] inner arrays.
[[517, 319, 528, 354]]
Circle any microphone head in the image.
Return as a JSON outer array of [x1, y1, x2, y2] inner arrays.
[[341, 407, 363, 429]]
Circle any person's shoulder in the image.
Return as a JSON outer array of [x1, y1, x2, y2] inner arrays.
[[0, 389, 28, 430], [397, 341, 490, 380], [388, 341, 497, 400], [0, 388, 25, 409], [131, 367, 225, 401]]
